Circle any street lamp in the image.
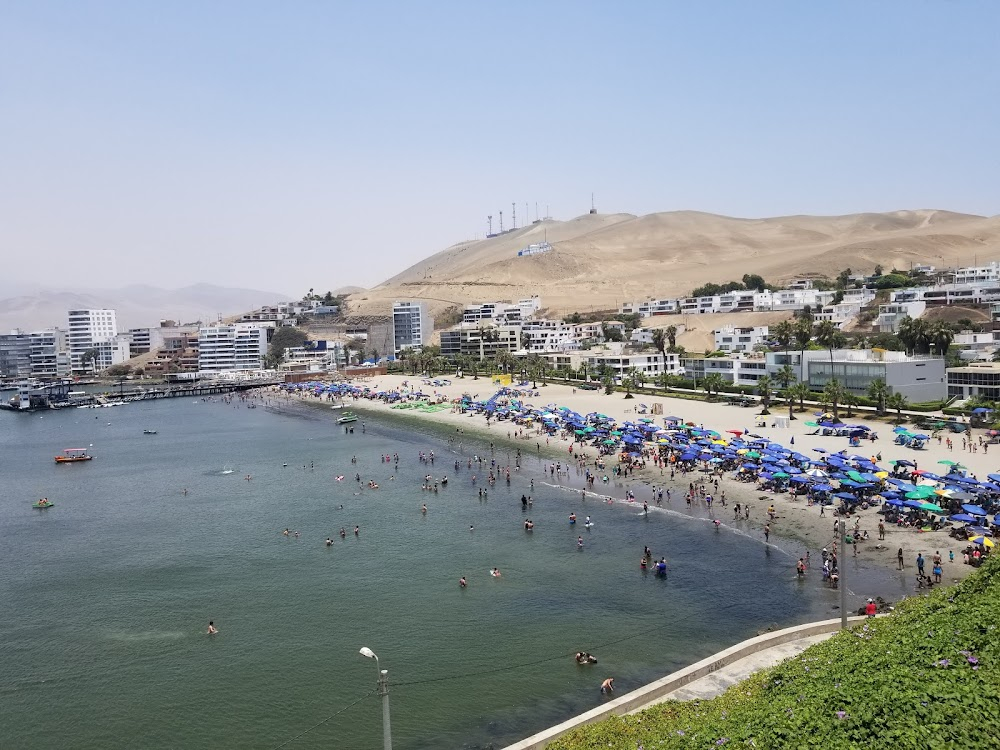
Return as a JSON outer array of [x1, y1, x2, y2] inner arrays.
[[360, 647, 392, 750]]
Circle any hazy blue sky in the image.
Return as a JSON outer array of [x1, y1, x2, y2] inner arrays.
[[3, 1, 998, 294]]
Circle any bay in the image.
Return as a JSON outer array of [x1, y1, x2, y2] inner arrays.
[[1, 396, 869, 749]]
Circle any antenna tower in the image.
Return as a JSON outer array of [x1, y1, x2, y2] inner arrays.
[[487, 215, 493, 235], [499, 211, 504, 233], [590, 193, 597, 215], [512, 202, 516, 230]]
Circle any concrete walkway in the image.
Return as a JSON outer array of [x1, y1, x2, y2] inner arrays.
[[628, 633, 833, 713]]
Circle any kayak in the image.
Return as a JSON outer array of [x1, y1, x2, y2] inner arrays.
[[32, 502, 54, 509]]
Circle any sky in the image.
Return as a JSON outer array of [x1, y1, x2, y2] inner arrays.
[[2, 1, 999, 295]]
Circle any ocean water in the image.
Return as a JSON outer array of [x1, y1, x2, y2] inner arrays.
[[0, 397, 879, 749]]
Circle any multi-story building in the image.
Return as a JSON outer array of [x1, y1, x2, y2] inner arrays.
[[953, 262, 1000, 285], [280, 340, 346, 372], [28, 328, 71, 378], [439, 323, 521, 360], [198, 324, 272, 372], [0, 332, 32, 378], [714, 326, 770, 353], [680, 354, 769, 386], [618, 298, 680, 317], [586, 346, 681, 382], [392, 301, 433, 354], [462, 297, 541, 324], [146, 332, 200, 375], [67, 309, 119, 373], [947, 362, 1000, 400], [521, 320, 578, 353], [805, 349, 945, 403], [877, 302, 927, 333]]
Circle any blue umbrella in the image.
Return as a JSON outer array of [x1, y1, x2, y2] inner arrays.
[[812, 448, 827, 453], [884, 498, 905, 507], [813, 484, 834, 492], [950, 513, 977, 523], [962, 504, 988, 516], [835, 492, 857, 501], [988, 473, 1000, 483]]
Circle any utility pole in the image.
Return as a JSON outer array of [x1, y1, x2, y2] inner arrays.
[[512, 202, 516, 230], [499, 211, 504, 233], [487, 215, 493, 236], [378, 668, 392, 750]]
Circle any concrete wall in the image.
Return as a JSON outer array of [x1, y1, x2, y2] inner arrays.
[[502, 616, 866, 750]]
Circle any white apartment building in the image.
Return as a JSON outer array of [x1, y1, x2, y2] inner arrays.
[[585, 348, 681, 382], [681, 354, 770, 387], [877, 301, 927, 333], [760, 289, 836, 311], [67, 309, 119, 373], [392, 301, 433, 354], [462, 297, 541, 324], [439, 323, 521, 360], [953, 262, 1000, 285], [618, 298, 680, 317], [714, 325, 770, 353], [281, 340, 346, 372], [521, 320, 578, 353], [29, 328, 71, 378], [198, 324, 271, 372], [890, 283, 1000, 307]]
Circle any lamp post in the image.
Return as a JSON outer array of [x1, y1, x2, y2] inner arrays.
[[360, 647, 392, 750]]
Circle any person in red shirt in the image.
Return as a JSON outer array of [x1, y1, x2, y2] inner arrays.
[[865, 598, 877, 618]]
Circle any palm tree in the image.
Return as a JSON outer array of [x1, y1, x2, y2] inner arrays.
[[526, 353, 544, 388], [772, 320, 794, 360], [665, 325, 678, 352], [774, 364, 796, 391], [651, 329, 666, 361], [867, 378, 889, 414], [844, 392, 859, 418], [657, 371, 675, 393], [823, 378, 846, 421], [579, 362, 590, 383], [793, 319, 813, 383], [887, 391, 908, 423], [929, 321, 954, 356], [781, 386, 797, 420], [814, 319, 843, 372], [756, 374, 773, 414], [703, 372, 725, 399], [791, 381, 811, 413]]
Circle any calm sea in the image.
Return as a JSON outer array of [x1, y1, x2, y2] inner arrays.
[[0, 396, 901, 749]]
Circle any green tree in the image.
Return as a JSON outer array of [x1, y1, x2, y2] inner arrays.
[[887, 391, 908, 423], [867, 378, 889, 414], [702, 372, 725, 399], [665, 325, 678, 352], [772, 320, 794, 359], [651, 329, 666, 361], [793, 320, 813, 382], [823, 378, 846, 421], [844, 391, 858, 418], [814, 320, 844, 371], [774, 364, 796, 391], [781, 385, 797, 420], [790, 381, 811, 412], [930, 321, 954, 356], [836, 268, 852, 289], [756, 374, 773, 414], [742, 273, 767, 292], [265, 327, 308, 368]]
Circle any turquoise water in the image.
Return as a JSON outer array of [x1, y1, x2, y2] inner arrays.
[[1, 397, 884, 749]]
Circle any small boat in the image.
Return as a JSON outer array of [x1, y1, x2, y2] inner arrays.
[[55, 448, 93, 463], [32, 501, 54, 509], [337, 412, 359, 425], [143, 429, 158, 435]]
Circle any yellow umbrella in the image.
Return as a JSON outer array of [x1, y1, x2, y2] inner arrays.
[[874, 471, 889, 479], [934, 489, 953, 497], [970, 536, 995, 548]]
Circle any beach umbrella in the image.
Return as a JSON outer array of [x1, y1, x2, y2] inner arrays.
[[938, 460, 960, 466], [962, 504, 988, 516], [884, 498, 905, 507], [834, 492, 857, 501], [971, 536, 995, 548], [813, 484, 834, 492], [916, 501, 942, 512], [790, 476, 810, 483], [812, 448, 827, 453], [949, 492, 979, 502], [892, 459, 915, 467], [987, 473, 1000, 483], [773, 472, 790, 478], [950, 513, 977, 523]]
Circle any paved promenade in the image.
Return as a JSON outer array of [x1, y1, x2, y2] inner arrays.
[[628, 633, 833, 711]]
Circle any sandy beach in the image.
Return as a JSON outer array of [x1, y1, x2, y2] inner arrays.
[[281, 374, 992, 591]]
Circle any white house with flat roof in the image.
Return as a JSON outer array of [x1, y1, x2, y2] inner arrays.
[[714, 325, 770, 352]]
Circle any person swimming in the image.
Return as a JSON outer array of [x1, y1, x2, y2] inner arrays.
[[569, 513, 577, 524], [459, 576, 467, 588], [421, 504, 427, 514], [207, 621, 218, 635], [577, 536, 584, 548], [326, 538, 333, 546], [282, 529, 289, 536]]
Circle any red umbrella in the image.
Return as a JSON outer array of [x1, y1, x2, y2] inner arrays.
[[727, 429, 743, 435]]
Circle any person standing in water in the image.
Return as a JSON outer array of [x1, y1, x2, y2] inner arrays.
[[207, 621, 218, 635]]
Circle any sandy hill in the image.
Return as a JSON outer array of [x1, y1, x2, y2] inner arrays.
[[346, 209, 1000, 320]]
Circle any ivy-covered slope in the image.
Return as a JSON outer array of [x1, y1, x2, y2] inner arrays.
[[548, 556, 1000, 749]]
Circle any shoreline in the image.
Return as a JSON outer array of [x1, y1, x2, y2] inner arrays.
[[274, 375, 979, 597]]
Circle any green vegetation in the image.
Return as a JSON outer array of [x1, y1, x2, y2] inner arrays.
[[264, 326, 308, 368], [691, 273, 770, 298], [548, 555, 1000, 749]]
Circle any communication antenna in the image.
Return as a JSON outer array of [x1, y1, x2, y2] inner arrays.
[[590, 193, 597, 215], [512, 202, 516, 230], [525, 202, 529, 227], [487, 215, 493, 235], [535, 202, 539, 222], [499, 210, 504, 233]]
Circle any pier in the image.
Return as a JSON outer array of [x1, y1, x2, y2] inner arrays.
[[1, 378, 283, 412]]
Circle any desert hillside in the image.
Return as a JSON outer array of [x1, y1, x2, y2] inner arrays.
[[346, 209, 1000, 320]]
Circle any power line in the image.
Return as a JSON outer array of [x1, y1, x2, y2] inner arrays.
[[269, 688, 377, 750]]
